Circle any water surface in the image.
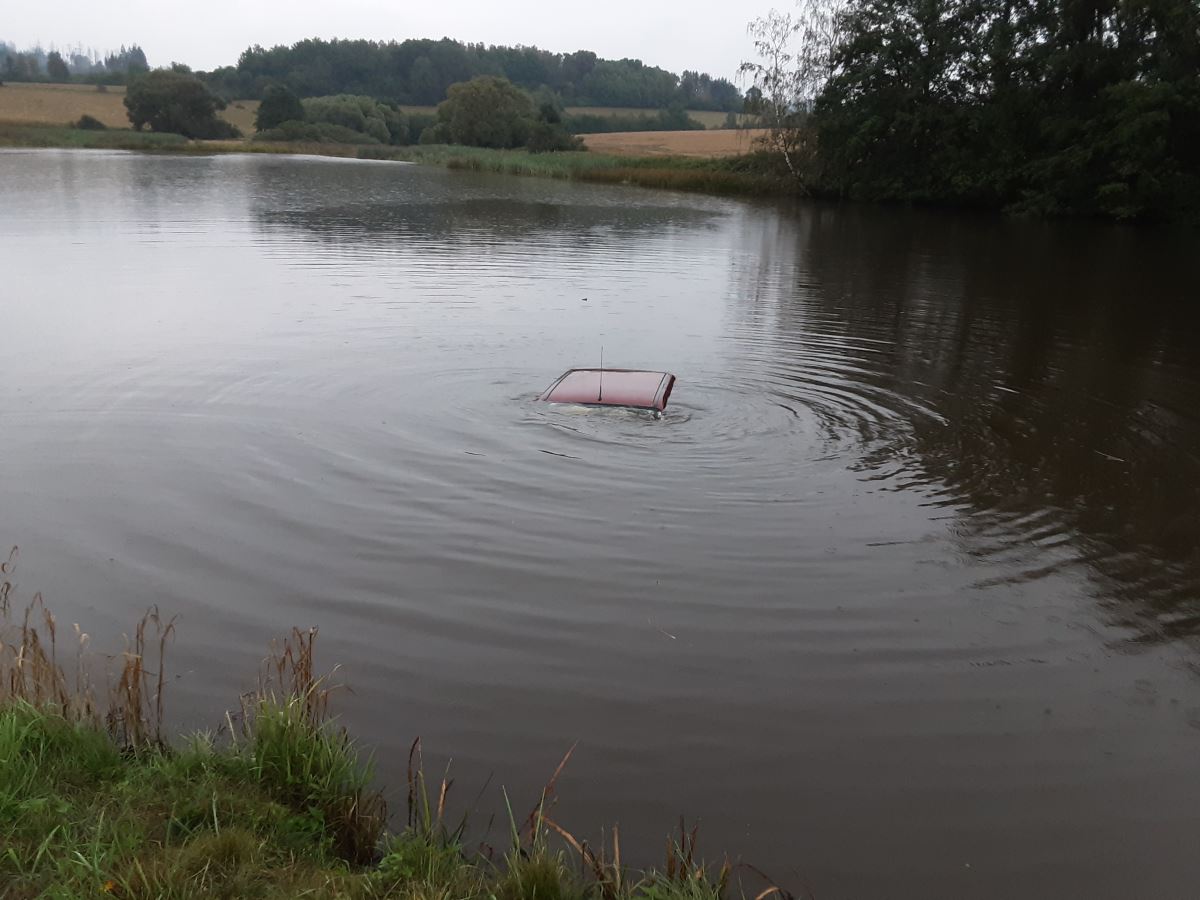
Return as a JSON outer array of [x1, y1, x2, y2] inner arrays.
[[3, 150, 1200, 899]]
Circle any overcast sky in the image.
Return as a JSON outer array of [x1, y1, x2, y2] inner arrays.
[[4, 0, 766, 82]]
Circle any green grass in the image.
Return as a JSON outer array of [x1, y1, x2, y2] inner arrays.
[[0, 122, 798, 199], [376, 145, 798, 197], [0, 122, 190, 150], [0, 558, 789, 900]]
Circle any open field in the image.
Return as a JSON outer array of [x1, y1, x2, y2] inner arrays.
[[0, 86, 745, 135], [0, 83, 256, 132], [0, 82, 130, 127], [580, 128, 769, 158], [223, 99, 260, 134]]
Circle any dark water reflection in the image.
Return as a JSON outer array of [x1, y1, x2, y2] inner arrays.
[[2, 150, 1200, 899], [787, 213, 1200, 644]]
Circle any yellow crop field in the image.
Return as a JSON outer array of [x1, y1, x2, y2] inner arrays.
[[0, 83, 257, 133], [579, 128, 769, 158], [0, 82, 130, 127], [222, 100, 259, 134]]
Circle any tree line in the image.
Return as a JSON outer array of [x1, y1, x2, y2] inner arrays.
[[745, 0, 1200, 220], [0, 41, 147, 84], [200, 38, 742, 111]]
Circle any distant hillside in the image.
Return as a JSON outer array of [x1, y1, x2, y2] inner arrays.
[[200, 38, 742, 112]]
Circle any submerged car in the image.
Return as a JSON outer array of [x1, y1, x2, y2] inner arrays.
[[539, 368, 676, 412]]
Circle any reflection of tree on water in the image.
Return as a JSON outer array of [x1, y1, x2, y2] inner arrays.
[[731, 205, 1200, 645], [246, 160, 723, 249]]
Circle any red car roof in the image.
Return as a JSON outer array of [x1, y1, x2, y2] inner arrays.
[[539, 369, 676, 411]]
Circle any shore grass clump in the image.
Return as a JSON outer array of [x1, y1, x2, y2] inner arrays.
[[0, 547, 795, 899], [376, 145, 798, 197]]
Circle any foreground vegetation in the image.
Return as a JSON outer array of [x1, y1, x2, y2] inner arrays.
[[0, 552, 788, 899], [744, 0, 1200, 221]]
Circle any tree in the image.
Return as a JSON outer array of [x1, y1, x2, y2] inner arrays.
[[739, 9, 809, 180], [46, 50, 69, 81], [105, 45, 148, 74], [255, 83, 304, 131], [124, 70, 241, 139], [526, 89, 582, 152], [204, 38, 743, 112], [809, 0, 1200, 217], [436, 76, 535, 148]]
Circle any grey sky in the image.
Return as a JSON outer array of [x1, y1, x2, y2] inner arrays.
[[5, 0, 763, 82]]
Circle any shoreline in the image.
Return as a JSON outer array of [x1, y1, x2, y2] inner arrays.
[[0, 576, 788, 899], [0, 122, 800, 199]]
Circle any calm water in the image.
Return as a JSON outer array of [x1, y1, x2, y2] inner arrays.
[[3, 149, 1200, 898]]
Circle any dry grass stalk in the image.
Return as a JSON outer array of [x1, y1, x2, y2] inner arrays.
[[0, 548, 98, 725], [106, 607, 175, 750], [523, 742, 578, 843], [253, 625, 332, 727], [1, 546, 173, 749]]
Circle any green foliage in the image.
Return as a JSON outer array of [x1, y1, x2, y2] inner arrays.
[[201, 37, 742, 111], [813, 0, 1200, 219], [563, 108, 705, 135], [249, 697, 385, 864], [301, 94, 408, 144], [495, 852, 585, 900], [46, 50, 69, 82], [527, 122, 584, 153], [74, 114, 108, 130], [256, 120, 381, 144], [386, 145, 794, 196], [436, 76, 536, 149], [0, 581, 773, 900], [405, 112, 438, 145], [427, 77, 580, 152], [255, 84, 304, 132], [124, 70, 242, 139], [0, 122, 189, 150], [377, 832, 476, 893]]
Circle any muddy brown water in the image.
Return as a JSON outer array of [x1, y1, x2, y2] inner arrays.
[[2, 149, 1199, 899]]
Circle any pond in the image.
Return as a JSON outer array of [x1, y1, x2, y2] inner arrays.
[[2, 149, 1199, 898]]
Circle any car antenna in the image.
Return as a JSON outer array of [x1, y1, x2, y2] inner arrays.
[[598, 346, 604, 402]]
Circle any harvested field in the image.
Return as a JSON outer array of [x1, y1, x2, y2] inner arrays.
[[0, 83, 256, 133], [222, 99, 260, 134], [0, 82, 129, 127], [580, 128, 769, 158]]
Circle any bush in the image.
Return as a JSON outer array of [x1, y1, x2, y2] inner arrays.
[[405, 112, 438, 144], [255, 84, 304, 132], [419, 123, 448, 145], [302, 94, 406, 144], [527, 121, 583, 153], [73, 114, 107, 131], [256, 120, 381, 144], [436, 76, 535, 149]]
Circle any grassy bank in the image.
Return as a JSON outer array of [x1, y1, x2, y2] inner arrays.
[[0, 122, 191, 151], [380, 145, 796, 197], [0, 122, 798, 199], [0, 554, 787, 900]]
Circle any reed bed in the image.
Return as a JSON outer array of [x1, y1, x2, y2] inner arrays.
[[0, 548, 796, 900], [380, 146, 797, 197]]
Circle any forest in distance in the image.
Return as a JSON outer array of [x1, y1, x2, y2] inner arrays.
[[0, 37, 742, 113]]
